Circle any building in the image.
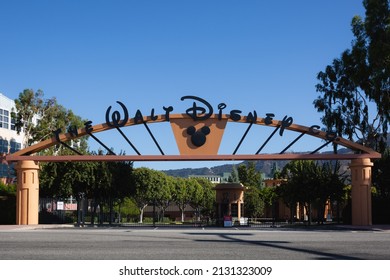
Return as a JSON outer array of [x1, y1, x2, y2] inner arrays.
[[0, 93, 24, 182], [215, 182, 246, 225], [188, 174, 223, 184], [188, 172, 231, 184]]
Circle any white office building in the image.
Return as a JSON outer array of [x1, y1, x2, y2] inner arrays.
[[0, 93, 24, 179]]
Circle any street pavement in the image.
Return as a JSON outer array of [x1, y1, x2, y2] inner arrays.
[[0, 224, 390, 260]]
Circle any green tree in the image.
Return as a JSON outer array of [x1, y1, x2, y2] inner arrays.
[[228, 165, 239, 183], [12, 89, 88, 150], [193, 177, 216, 219], [314, 0, 389, 152], [281, 160, 319, 224], [237, 162, 264, 218], [114, 197, 139, 222], [150, 171, 172, 222], [280, 160, 347, 224], [39, 159, 96, 225], [172, 177, 192, 223], [314, 161, 347, 224], [237, 162, 262, 188], [244, 187, 265, 218], [89, 153, 112, 225], [40, 149, 134, 225], [260, 187, 278, 211], [188, 178, 204, 221], [108, 159, 134, 223], [40, 160, 95, 199], [131, 167, 159, 223], [276, 180, 299, 223], [12, 89, 48, 147]]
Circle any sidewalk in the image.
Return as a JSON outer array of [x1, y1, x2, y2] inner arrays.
[[0, 224, 75, 230], [1, 224, 390, 231]]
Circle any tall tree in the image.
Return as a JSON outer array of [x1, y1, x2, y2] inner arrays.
[[12, 89, 88, 150], [314, 161, 348, 224], [237, 162, 265, 218], [131, 167, 158, 223], [280, 160, 347, 224], [89, 153, 112, 225], [12, 89, 48, 147], [314, 0, 389, 152], [237, 162, 262, 188], [193, 177, 216, 220], [172, 177, 192, 223], [228, 165, 239, 183], [150, 171, 172, 222], [188, 178, 204, 221], [106, 157, 134, 224], [281, 160, 319, 223]]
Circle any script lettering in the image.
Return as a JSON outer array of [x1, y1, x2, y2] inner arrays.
[[181, 95, 213, 121], [264, 113, 275, 125], [163, 106, 174, 121], [246, 111, 257, 123], [280, 115, 293, 136], [218, 103, 227, 120], [105, 101, 129, 127]]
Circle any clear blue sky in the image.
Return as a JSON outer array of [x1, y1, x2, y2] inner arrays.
[[0, 0, 365, 170]]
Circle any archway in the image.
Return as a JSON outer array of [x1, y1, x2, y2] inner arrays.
[[3, 96, 381, 225]]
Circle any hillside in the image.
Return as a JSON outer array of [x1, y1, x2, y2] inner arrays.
[[162, 148, 358, 178]]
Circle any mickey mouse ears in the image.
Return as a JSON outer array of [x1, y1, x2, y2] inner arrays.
[[170, 115, 228, 155]]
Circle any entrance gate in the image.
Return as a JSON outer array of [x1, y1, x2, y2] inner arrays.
[[2, 96, 381, 226]]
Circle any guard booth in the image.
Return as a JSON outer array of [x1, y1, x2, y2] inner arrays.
[[215, 183, 246, 226]]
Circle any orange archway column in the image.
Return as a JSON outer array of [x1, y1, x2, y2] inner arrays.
[[349, 158, 373, 226], [15, 160, 40, 225]]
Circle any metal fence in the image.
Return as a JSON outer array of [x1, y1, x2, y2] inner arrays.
[[80, 218, 288, 228], [39, 198, 292, 228]]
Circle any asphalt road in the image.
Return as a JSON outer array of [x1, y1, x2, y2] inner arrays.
[[0, 226, 389, 260]]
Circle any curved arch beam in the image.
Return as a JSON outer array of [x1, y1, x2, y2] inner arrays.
[[7, 114, 381, 160]]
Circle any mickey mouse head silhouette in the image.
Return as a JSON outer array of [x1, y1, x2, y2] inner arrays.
[[186, 126, 210, 147]]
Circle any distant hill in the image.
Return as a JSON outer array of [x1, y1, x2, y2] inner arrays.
[[162, 147, 363, 178], [162, 135, 389, 178], [163, 159, 287, 178]]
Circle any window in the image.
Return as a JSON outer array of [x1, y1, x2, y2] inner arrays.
[[0, 109, 9, 129], [11, 117, 16, 130], [10, 140, 21, 153], [0, 139, 8, 153]]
